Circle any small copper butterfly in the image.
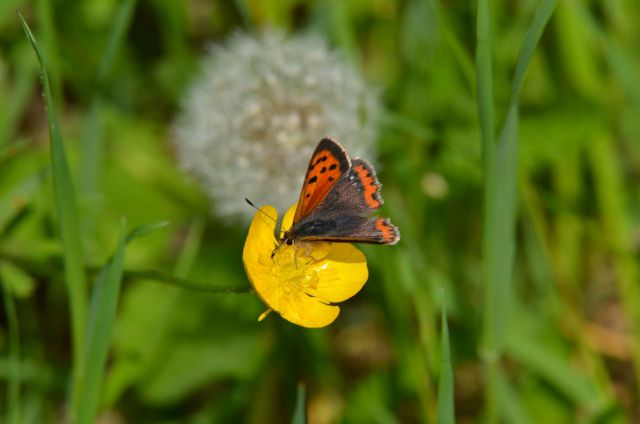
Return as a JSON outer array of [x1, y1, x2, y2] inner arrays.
[[278, 137, 400, 250]]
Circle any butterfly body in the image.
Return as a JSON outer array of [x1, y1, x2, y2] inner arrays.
[[280, 138, 400, 248]]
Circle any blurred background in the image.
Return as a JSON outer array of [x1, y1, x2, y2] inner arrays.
[[1, 0, 640, 422]]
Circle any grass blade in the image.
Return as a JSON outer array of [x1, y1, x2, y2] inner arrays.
[[35, 0, 62, 106], [478, 1, 557, 421], [0, 49, 37, 150], [495, 370, 532, 424], [475, 0, 498, 418], [96, 0, 137, 83], [75, 221, 167, 423], [1, 281, 21, 424], [426, 0, 475, 92], [588, 134, 640, 403], [475, 0, 496, 169], [80, 0, 137, 201], [506, 323, 606, 412], [173, 217, 205, 278], [291, 383, 307, 424], [19, 12, 87, 371], [508, 0, 558, 101], [75, 224, 127, 424], [437, 302, 454, 424], [0, 169, 47, 234], [125, 221, 170, 243]]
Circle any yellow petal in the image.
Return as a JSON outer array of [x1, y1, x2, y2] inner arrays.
[[280, 203, 298, 238], [243, 204, 368, 328], [311, 243, 368, 303], [280, 203, 368, 302]]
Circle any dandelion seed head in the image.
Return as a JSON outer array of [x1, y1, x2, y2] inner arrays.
[[174, 31, 380, 221]]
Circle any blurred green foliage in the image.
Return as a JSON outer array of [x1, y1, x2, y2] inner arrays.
[[1, 0, 640, 422]]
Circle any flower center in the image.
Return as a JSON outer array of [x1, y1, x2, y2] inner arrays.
[[272, 242, 332, 299]]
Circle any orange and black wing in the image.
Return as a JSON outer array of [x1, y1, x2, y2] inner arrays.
[[293, 138, 351, 224], [294, 157, 400, 245]]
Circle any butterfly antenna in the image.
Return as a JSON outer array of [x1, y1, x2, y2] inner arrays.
[[245, 198, 277, 222]]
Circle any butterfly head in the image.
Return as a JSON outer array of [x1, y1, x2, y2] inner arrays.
[[281, 232, 295, 246], [271, 230, 295, 260]]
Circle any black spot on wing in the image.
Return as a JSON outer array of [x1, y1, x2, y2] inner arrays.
[[315, 138, 350, 172]]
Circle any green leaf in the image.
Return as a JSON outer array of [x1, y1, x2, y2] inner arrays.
[[19, 12, 87, 371]]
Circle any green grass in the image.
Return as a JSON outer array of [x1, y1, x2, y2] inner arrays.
[[79, 0, 137, 215], [437, 300, 454, 424], [19, 12, 88, 382], [0, 52, 36, 150], [589, 134, 640, 400], [291, 383, 307, 424], [476, 0, 557, 420], [1, 281, 20, 424], [75, 221, 167, 423], [2, 0, 640, 422], [74, 223, 127, 423]]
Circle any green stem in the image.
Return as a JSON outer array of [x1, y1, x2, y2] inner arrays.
[[0, 251, 251, 294]]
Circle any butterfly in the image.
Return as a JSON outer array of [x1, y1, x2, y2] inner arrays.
[[278, 137, 400, 251]]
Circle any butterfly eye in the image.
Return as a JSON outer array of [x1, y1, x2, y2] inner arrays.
[[285, 239, 293, 246]]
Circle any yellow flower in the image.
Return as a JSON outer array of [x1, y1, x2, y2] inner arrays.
[[243, 204, 368, 328]]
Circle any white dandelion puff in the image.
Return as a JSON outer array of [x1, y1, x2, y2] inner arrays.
[[173, 31, 381, 222]]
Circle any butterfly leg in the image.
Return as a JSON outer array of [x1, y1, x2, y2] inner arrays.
[[293, 244, 302, 270], [292, 242, 315, 270], [292, 243, 307, 269], [303, 243, 313, 261], [270, 242, 283, 262]]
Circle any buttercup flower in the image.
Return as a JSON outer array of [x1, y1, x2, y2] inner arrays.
[[243, 204, 368, 328], [173, 31, 380, 222]]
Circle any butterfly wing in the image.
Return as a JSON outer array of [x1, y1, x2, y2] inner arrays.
[[296, 216, 400, 244], [293, 157, 400, 245], [293, 138, 351, 224]]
